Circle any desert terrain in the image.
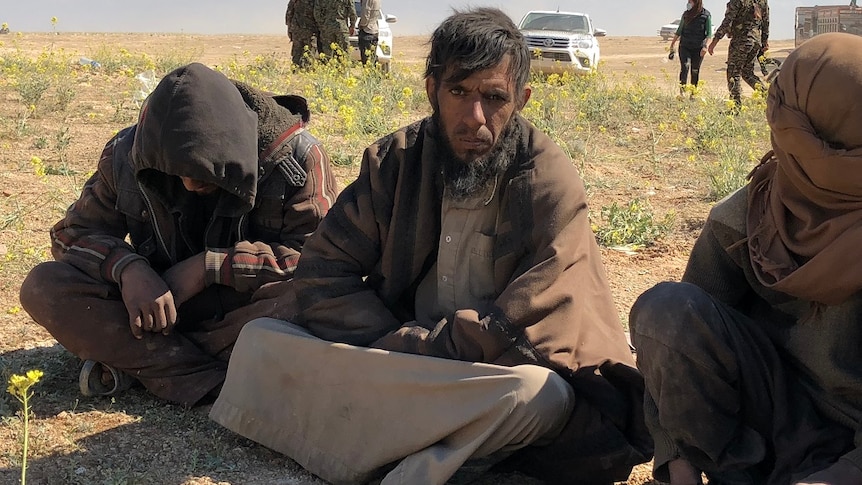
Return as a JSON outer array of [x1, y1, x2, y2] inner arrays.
[[0, 32, 795, 484]]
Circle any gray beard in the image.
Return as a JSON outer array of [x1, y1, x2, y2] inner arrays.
[[431, 112, 520, 200]]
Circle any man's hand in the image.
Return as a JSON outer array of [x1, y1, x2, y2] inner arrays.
[[707, 39, 718, 56], [161, 252, 207, 308], [119, 260, 177, 339], [349, 26, 355, 36], [796, 459, 862, 485]]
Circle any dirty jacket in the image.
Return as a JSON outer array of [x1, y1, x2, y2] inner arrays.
[[287, 115, 652, 481], [684, 186, 862, 471], [51, 64, 337, 294], [714, 0, 769, 46]]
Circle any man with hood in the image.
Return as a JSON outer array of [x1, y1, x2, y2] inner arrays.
[[631, 33, 862, 485], [19, 63, 338, 408], [211, 8, 651, 485]]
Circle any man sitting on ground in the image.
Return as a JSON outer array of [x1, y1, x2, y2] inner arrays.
[[211, 7, 651, 485]]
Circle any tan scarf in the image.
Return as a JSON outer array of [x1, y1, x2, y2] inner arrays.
[[747, 33, 862, 305]]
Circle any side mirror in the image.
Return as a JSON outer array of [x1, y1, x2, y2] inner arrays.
[[385, 14, 398, 24], [593, 28, 607, 37]]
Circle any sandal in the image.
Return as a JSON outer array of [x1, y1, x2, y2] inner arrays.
[[79, 360, 135, 397]]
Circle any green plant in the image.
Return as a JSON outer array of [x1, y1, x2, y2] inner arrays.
[[7, 369, 44, 485], [705, 141, 757, 200], [594, 199, 674, 248], [53, 125, 71, 163]]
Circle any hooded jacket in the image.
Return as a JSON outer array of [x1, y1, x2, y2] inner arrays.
[[50, 63, 337, 293]]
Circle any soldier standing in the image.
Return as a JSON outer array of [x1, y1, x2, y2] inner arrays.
[[315, 0, 357, 60], [708, 0, 770, 112], [285, 0, 320, 68], [357, 0, 382, 65]]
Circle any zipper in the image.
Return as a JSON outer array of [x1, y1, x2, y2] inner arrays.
[[138, 181, 174, 265]]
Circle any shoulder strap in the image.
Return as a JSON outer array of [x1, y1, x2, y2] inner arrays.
[[259, 121, 309, 187]]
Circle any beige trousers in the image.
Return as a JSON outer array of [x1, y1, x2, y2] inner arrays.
[[210, 318, 574, 485]]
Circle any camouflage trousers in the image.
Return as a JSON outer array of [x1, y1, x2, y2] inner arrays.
[[318, 27, 349, 60], [726, 40, 765, 107], [289, 26, 320, 68]]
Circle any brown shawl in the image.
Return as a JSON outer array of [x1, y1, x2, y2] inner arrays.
[[747, 33, 862, 305]]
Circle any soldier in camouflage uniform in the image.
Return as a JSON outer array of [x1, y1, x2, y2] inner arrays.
[[285, 0, 320, 68], [314, 0, 357, 60], [708, 0, 770, 110]]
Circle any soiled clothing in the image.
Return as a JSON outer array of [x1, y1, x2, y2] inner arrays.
[[413, 179, 501, 329], [212, 318, 574, 485], [19, 64, 338, 406], [748, 33, 862, 306], [213, 115, 652, 483], [632, 32, 862, 483], [631, 189, 862, 483], [292, 116, 634, 374]]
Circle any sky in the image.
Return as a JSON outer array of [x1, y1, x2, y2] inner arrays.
[[2, 1, 803, 40]]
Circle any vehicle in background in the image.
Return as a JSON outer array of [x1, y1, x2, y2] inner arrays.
[[517, 10, 605, 74], [659, 19, 680, 41], [348, 1, 398, 71], [795, 4, 862, 47]]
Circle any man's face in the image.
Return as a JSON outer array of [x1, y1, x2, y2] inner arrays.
[[426, 56, 531, 165], [180, 176, 219, 195]]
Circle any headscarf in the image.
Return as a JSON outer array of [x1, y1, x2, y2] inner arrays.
[[747, 33, 862, 305]]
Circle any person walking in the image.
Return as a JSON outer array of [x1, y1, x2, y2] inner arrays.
[[285, 0, 320, 68], [669, 0, 712, 97], [314, 0, 356, 60], [708, 0, 769, 112], [357, 0, 381, 65]]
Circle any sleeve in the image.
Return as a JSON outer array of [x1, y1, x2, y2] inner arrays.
[[681, 217, 750, 308], [358, 0, 372, 30], [676, 19, 684, 36], [761, 2, 770, 46], [842, 447, 862, 478], [290, 143, 403, 344], [285, 0, 293, 25], [346, 0, 358, 29], [204, 138, 338, 293], [373, 150, 620, 367], [50, 135, 147, 285], [705, 14, 713, 46], [713, 0, 739, 40], [421, 172, 603, 364]]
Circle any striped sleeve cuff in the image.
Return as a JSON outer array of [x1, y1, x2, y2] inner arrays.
[[205, 249, 230, 287]]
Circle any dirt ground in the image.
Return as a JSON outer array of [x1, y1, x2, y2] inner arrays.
[[0, 32, 796, 485]]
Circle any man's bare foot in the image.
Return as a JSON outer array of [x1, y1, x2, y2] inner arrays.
[[669, 458, 704, 485]]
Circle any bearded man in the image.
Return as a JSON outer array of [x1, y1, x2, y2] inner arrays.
[[210, 7, 652, 485]]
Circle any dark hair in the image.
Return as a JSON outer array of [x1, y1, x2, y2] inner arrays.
[[683, 0, 704, 22], [425, 7, 530, 100]]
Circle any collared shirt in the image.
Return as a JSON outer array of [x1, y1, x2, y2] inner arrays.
[[358, 0, 381, 34], [414, 176, 501, 327]]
